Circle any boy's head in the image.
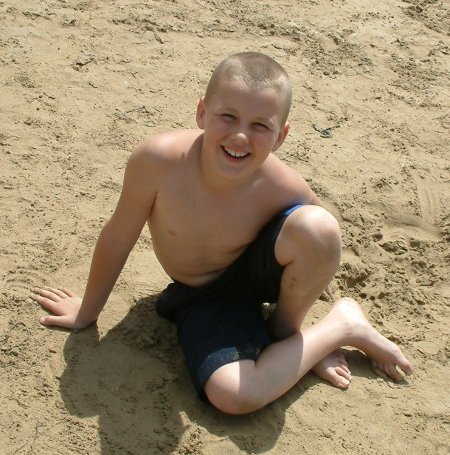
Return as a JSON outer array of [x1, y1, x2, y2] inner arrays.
[[204, 52, 292, 125]]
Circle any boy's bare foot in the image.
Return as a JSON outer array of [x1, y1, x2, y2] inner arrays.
[[312, 349, 352, 389], [327, 298, 413, 381]]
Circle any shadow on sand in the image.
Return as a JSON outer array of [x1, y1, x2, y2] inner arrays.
[[58, 295, 396, 454]]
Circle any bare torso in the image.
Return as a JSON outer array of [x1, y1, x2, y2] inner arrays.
[[145, 130, 314, 286]]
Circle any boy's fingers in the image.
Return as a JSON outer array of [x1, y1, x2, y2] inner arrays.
[[40, 315, 68, 328], [46, 287, 67, 299], [32, 294, 61, 313], [33, 288, 61, 302], [57, 287, 77, 298]]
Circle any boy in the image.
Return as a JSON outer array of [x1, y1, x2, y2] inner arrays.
[[32, 52, 412, 415]]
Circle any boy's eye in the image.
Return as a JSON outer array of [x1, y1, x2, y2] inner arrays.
[[254, 122, 270, 131], [221, 113, 235, 120]]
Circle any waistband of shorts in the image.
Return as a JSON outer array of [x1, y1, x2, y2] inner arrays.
[[282, 204, 303, 216]]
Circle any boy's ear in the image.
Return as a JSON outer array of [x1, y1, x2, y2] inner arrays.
[[273, 122, 290, 151], [196, 97, 206, 129]]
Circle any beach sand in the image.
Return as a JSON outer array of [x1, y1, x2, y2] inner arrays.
[[1, 0, 449, 453]]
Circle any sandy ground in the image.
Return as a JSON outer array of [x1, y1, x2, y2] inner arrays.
[[1, 0, 449, 454]]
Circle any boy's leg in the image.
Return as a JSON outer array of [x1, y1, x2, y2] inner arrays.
[[204, 298, 413, 415], [271, 205, 342, 338], [272, 205, 351, 386], [204, 206, 413, 414]]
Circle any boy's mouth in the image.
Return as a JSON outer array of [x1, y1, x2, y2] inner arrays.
[[221, 146, 250, 159]]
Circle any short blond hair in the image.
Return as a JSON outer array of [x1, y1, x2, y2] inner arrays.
[[204, 52, 292, 124]]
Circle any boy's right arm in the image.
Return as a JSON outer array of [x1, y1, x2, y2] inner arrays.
[[32, 140, 165, 330]]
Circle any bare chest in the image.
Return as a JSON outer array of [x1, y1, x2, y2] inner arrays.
[[152, 182, 268, 256]]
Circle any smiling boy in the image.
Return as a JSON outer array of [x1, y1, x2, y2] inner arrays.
[[32, 52, 412, 414]]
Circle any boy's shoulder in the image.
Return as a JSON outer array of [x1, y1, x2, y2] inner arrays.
[[263, 154, 306, 188], [127, 129, 201, 178], [261, 154, 319, 206], [137, 129, 201, 160]]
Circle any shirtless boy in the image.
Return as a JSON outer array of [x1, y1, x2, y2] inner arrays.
[[32, 52, 412, 415]]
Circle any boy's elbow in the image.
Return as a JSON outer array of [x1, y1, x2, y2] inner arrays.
[[97, 222, 136, 257]]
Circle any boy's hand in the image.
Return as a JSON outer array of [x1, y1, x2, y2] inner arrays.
[[31, 287, 94, 330]]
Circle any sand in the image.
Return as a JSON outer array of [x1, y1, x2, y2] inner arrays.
[[1, 0, 449, 454]]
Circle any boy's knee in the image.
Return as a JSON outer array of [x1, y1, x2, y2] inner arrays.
[[276, 205, 341, 265], [290, 205, 340, 242], [207, 389, 263, 415], [204, 363, 265, 415], [206, 390, 265, 415]]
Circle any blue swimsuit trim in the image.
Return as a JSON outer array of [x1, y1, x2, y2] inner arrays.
[[282, 204, 304, 216]]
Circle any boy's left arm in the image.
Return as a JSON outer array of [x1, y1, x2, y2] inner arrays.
[[284, 165, 324, 208]]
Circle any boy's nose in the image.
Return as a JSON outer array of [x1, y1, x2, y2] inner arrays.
[[234, 130, 249, 144]]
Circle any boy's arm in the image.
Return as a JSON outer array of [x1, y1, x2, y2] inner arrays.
[[284, 165, 324, 208], [272, 157, 324, 208], [32, 142, 163, 329], [306, 184, 323, 207]]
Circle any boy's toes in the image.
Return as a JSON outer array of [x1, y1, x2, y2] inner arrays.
[[372, 360, 404, 382], [338, 378, 351, 389], [334, 374, 351, 389], [339, 362, 351, 374], [327, 367, 352, 389], [386, 364, 404, 381], [399, 358, 413, 376], [371, 360, 389, 380], [390, 346, 413, 376], [336, 366, 352, 381]]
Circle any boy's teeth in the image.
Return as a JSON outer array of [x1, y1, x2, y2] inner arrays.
[[224, 147, 248, 158]]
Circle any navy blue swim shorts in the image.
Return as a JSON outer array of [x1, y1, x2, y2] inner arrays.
[[155, 204, 303, 399]]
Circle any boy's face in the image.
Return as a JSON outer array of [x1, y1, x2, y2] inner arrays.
[[196, 79, 290, 181]]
